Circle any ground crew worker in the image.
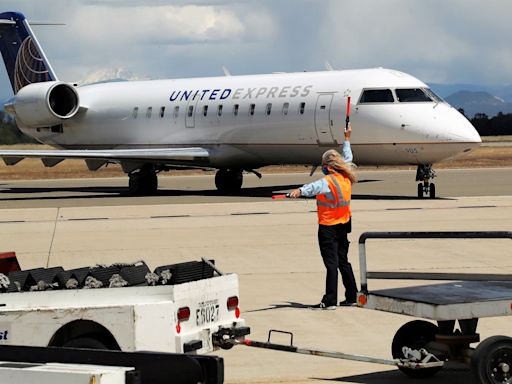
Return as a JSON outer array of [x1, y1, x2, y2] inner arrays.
[[289, 125, 357, 310]]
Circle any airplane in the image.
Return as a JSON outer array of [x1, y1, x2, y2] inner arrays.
[[0, 11, 481, 198]]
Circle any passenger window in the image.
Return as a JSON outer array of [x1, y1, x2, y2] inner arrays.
[[233, 104, 239, 116], [359, 89, 394, 103], [217, 105, 223, 117], [396, 88, 432, 102], [173, 106, 179, 118], [160, 106, 165, 118], [146, 107, 152, 118], [249, 104, 255, 116], [203, 105, 208, 117], [299, 102, 305, 115], [282, 102, 289, 115], [132, 107, 138, 119], [187, 105, 194, 117], [266, 103, 272, 116]]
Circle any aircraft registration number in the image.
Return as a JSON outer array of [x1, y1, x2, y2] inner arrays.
[[404, 147, 419, 154], [196, 301, 220, 326]]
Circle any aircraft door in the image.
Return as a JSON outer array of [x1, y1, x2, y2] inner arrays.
[[314, 94, 335, 144]]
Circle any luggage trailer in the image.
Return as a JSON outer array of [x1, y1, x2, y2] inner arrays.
[[232, 231, 512, 384]]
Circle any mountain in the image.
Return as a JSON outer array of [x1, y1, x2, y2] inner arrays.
[[429, 83, 512, 102], [0, 67, 148, 111], [76, 67, 149, 86], [444, 90, 512, 118]]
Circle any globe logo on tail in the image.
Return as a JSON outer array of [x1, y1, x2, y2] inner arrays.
[[14, 36, 51, 93]]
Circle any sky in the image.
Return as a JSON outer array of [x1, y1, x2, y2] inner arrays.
[[1, 0, 512, 100]]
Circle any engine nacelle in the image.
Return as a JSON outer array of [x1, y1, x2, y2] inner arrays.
[[9, 81, 80, 127]]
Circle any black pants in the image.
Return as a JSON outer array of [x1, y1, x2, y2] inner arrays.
[[318, 222, 358, 306]]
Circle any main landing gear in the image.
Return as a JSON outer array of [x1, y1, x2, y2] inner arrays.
[[128, 165, 158, 196], [215, 168, 243, 194], [416, 164, 436, 199]]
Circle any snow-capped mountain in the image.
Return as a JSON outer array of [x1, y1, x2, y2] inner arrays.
[[76, 67, 150, 86]]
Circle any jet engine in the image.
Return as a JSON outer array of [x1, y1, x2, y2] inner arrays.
[[5, 81, 80, 127]]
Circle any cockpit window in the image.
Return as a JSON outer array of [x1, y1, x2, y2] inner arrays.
[[423, 88, 444, 103], [396, 88, 432, 102], [359, 89, 394, 103]]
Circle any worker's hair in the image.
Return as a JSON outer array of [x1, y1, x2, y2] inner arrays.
[[322, 149, 357, 183]]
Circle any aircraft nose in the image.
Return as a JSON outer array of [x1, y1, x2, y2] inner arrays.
[[445, 107, 482, 146]]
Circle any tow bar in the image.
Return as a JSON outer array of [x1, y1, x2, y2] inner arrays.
[[234, 330, 444, 371]]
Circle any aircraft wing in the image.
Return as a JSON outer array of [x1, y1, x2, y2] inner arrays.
[[0, 147, 210, 169]]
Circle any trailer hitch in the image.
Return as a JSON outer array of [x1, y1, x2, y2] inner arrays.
[[234, 329, 444, 370], [399, 347, 444, 369]]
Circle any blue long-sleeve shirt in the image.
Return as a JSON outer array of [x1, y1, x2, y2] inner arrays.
[[299, 141, 353, 198]]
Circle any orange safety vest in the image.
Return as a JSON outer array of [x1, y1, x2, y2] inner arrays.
[[316, 173, 352, 225]]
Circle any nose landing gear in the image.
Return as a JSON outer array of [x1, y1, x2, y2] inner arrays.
[[416, 164, 436, 199]]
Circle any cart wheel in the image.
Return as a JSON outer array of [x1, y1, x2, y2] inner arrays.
[[62, 336, 109, 350], [391, 320, 441, 378], [471, 335, 512, 384]]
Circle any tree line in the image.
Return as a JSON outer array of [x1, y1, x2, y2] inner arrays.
[[460, 109, 512, 136], [0, 111, 36, 145], [1, 109, 511, 145]]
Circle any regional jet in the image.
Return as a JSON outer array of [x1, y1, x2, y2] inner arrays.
[[0, 11, 481, 197]]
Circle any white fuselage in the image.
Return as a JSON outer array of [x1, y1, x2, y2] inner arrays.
[[20, 68, 481, 169]]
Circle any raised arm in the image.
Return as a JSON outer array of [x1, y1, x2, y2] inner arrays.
[[342, 123, 353, 163]]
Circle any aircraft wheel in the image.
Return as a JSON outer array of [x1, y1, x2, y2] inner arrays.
[[417, 183, 424, 198], [128, 166, 158, 196], [146, 171, 158, 194], [129, 173, 143, 195], [471, 336, 512, 384], [429, 183, 436, 199], [392, 320, 441, 378], [215, 169, 243, 194]]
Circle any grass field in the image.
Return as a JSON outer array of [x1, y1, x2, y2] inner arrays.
[[0, 140, 510, 180], [482, 135, 512, 142]]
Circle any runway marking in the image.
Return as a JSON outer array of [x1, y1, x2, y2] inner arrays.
[[0, 202, 509, 224], [0, 220, 25, 223], [150, 215, 191, 218], [386, 208, 423, 211]]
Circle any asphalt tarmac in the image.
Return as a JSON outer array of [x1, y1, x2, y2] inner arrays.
[[0, 167, 511, 209], [0, 167, 511, 383]]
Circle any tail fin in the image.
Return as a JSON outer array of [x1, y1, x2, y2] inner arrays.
[[0, 11, 57, 94]]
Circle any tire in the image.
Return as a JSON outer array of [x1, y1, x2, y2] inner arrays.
[[391, 320, 441, 378], [62, 336, 109, 350], [417, 183, 423, 198], [471, 335, 512, 384], [215, 169, 243, 194], [429, 183, 436, 199], [128, 168, 158, 196], [128, 173, 143, 196], [215, 169, 227, 193]]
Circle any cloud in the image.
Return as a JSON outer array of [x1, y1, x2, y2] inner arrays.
[[320, 0, 512, 83], [0, 0, 511, 103], [70, 4, 246, 45], [58, 2, 277, 81]]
